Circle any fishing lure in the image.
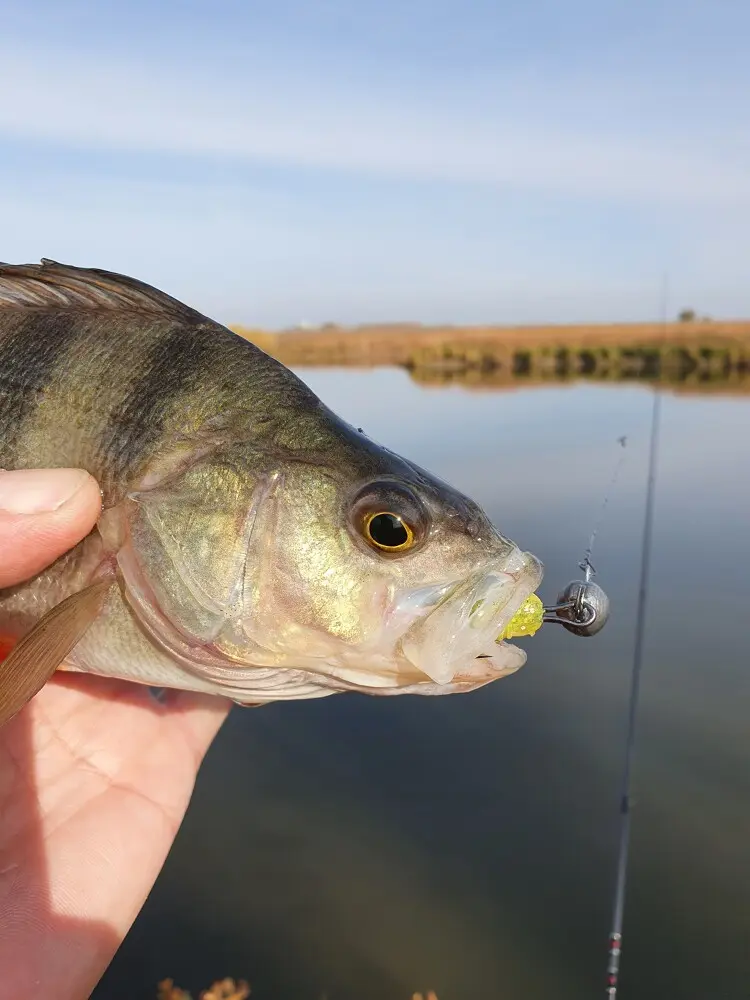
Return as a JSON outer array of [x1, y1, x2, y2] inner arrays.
[[498, 572, 610, 643]]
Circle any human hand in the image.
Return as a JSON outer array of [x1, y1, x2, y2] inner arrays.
[[0, 469, 231, 999]]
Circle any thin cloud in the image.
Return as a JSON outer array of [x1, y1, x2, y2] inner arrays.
[[2, 42, 749, 206], [2, 168, 748, 326]]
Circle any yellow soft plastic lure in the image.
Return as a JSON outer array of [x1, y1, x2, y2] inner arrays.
[[497, 593, 545, 641]]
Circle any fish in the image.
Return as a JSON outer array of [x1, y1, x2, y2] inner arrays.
[[0, 259, 544, 724]]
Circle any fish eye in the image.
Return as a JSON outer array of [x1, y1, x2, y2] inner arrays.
[[364, 511, 414, 552], [349, 480, 429, 557]]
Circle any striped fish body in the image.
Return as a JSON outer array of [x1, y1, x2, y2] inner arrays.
[[0, 260, 544, 719], [0, 262, 318, 501], [0, 261, 377, 700]]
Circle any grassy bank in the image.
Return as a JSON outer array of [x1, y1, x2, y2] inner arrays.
[[230, 319, 750, 396]]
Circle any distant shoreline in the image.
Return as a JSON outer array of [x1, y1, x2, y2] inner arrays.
[[232, 316, 750, 350], [229, 318, 750, 396]]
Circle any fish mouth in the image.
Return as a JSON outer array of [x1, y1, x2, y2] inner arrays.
[[397, 548, 544, 686]]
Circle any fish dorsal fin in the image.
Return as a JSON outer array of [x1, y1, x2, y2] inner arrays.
[[0, 259, 205, 323]]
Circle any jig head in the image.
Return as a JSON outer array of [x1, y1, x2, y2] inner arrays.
[[543, 557, 610, 638]]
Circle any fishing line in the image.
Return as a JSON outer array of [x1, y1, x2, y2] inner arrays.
[[604, 281, 666, 997], [538, 437, 627, 636], [580, 435, 628, 583]]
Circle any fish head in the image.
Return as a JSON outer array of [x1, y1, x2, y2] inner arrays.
[[114, 417, 543, 701], [249, 453, 544, 690]]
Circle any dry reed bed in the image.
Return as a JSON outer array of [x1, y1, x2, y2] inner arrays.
[[156, 980, 438, 1000]]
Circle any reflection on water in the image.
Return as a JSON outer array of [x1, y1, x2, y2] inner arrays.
[[405, 364, 750, 398], [95, 370, 750, 1000]]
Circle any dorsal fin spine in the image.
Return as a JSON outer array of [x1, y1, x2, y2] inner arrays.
[[0, 260, 205, 323]]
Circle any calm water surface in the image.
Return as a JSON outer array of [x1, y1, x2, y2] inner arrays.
[[95, 370, 750, 1000]]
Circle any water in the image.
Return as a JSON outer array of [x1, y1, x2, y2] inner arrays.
[[95, 370, 750, 1000]]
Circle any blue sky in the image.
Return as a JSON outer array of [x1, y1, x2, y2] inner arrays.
[[2, 0, 749, 328]]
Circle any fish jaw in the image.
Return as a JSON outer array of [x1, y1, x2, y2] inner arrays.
[[394, 547, 544, 685]]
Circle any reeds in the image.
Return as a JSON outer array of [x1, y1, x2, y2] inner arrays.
[[157, 979, 250, 1000], [155, 981, 439, 999]]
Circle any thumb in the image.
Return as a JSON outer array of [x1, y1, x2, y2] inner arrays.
[[0, 469, 102, 588]]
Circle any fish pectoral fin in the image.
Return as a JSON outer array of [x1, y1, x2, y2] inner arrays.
[[0, 579, 112, 727]]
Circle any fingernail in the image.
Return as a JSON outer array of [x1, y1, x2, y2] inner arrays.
[[0, 468, 91, 514]]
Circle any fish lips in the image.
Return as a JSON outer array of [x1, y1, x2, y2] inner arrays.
[[397, 549, 544, 685]]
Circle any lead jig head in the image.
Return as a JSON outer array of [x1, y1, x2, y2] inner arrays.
[[543, 580, 610, 637]]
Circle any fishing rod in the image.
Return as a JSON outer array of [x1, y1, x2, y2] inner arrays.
[[602, 276, 667, 997], [539, 275, 666, 996], [602, 386, 661, 995]]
